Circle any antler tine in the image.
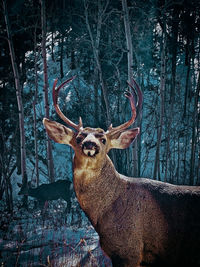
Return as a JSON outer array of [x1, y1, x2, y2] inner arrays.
[[127, 78, 143, 112], [107, 78, 142, 135], [52, 76, 83, 131]]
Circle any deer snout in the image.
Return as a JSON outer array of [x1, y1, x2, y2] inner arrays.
[[82, 141, 100, 157], [83, 141, 97, 149]]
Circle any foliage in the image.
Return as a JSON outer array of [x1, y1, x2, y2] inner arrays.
[[0, 0, 200, 208]]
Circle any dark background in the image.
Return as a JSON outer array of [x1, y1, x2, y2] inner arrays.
[[0, 0, 200, 210]]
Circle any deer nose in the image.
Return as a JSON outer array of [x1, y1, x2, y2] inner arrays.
[[82, 141, 97, 150]]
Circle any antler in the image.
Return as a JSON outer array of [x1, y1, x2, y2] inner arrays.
[[53, 76, 83, 131], [107, 78, 143, 135], [127, 78, 143, 114]]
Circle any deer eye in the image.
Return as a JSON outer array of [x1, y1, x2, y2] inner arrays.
[[101, 138, 106, 145], [76, 133, 87, 144], [76, 137, 83, 144], [81, 133, 88, 138]]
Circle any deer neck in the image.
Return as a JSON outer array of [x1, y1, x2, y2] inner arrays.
[[73, 154, 121, 226], [28, 188, 37, 197]]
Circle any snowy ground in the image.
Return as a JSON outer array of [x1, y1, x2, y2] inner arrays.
[[0, 200, 112, 267]]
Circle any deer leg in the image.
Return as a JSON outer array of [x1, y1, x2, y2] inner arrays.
[[38, 199, 45, 209], [66, 198, 71, 213], [63, 197, 71, 214], [33, 200, 38, 209]]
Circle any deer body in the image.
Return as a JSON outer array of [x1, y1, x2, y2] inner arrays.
[[43, 77, 200, 266], [18, 180, 72, 212], [74, 153, 200, 266]]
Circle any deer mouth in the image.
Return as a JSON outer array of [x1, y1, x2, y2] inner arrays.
[[82, 141, 100, 157]]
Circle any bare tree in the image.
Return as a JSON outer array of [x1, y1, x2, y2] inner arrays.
[[122, 0, 139, 177], [33, 25, 40, 186], [40, 0, 55, 182], [59, 33, 64, 79], [84, 0, 119, 166], [153, 19, 166, 181], [84, 0, 111, 127], [3, 0, 28, 207], [189, 71, 200, 185], [0, 126, 17, 211]]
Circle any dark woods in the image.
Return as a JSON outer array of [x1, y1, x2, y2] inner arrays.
[[0, 0, 200, 213]]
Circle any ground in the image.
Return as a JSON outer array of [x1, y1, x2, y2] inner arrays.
[[0, 200, 111, 267]]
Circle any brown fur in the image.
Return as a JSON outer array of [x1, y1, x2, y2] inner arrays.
[[43, 118, 200, 267], [74, 155, 200, 267]]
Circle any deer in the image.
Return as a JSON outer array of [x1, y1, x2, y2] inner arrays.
[[43, 76, 200, 267], [18, 180, 73, 213]]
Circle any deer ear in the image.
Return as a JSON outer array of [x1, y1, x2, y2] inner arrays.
[[43, 118, 74, 145], [109, 128, 139, 150]]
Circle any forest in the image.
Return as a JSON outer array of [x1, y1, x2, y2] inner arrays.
[[0, 0, 200, 266]]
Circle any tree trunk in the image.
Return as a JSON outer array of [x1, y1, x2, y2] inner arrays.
[[60, 33, 64, 79], [164, 15, 178, 183], [84, 0, 111, 127], [0, 130, 14, 212], [189, 71, 200, 185], [183, 62, 191, 118], [70, 50, 76, 70], [84, 0, 117, 166], [176, 136, 180, 184], [153, 22, 166, 181], [122, 0, 139, 177], [122, 0, 134, 80], [3, 0, 28, 207], [51, 31, 55, 61], [33, 27, 40, 187], [94, 66, 99, 126], [41, 0, 55, 182]]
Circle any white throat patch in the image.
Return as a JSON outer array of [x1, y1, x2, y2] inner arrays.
[[83, 149, 96, 157]]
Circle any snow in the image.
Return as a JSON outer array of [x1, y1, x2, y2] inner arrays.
[[0, 201, 111, 267]]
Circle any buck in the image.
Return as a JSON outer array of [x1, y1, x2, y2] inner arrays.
[[18, 180, 73, 213], [43, 77, 200, 267]]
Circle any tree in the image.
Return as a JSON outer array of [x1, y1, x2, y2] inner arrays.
[[33, 25, 40, 186], [153, 17, 166, 181], [122, 0, 139, 177], [189, 71, 200, 185], [40, 0, 55, 182], [84, 0, 111, 128], [3, 0, 28, 207]]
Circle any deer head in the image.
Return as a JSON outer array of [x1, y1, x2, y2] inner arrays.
[[43, 76, 142, 169], [17, 181, 32, 195]]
